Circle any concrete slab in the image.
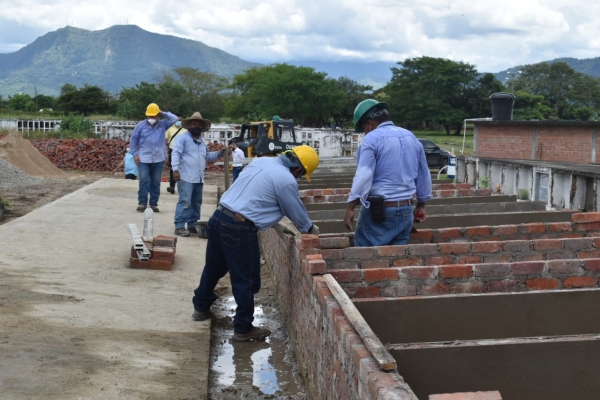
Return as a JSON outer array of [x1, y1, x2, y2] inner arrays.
[[0, 178, 213, 399]]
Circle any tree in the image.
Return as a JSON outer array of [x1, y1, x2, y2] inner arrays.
[[331, 77, 373, 128], [227, 63, 343, 126], [57, 84, 113, 115], [8, 93, 35, 112], [383, 57, 480, 134], [116, 82, 161, 119], [512, 91, 552, 120]]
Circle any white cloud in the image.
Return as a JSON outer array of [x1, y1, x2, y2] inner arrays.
[[0, 0, 599, 72]]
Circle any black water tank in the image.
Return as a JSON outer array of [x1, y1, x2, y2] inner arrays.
[[489, 92, 516, 121]]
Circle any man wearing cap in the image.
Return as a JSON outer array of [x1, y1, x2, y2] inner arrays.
[[344, 99, 432, 247], [130, 103, 178, 212], [191, 145, 320, 341], [171, 112, 224, 237]]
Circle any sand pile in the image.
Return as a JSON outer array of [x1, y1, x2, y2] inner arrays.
[[0, 131, 66, 177]]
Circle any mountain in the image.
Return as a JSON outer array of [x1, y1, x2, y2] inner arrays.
[[0, 25, 261, 97], [492, 57, 600, 83]]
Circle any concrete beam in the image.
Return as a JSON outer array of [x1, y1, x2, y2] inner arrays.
[[303, 196, 518, 211]]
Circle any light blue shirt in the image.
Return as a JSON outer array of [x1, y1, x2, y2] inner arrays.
[[124, 153, 138, 176], [220, 157, 313, 232], [348, 121, 432, 207], [170, 132, 222, 183], [129, 111, 178, 163]]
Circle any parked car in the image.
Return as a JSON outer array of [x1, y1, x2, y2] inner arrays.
[[418, 138, 452, 169]]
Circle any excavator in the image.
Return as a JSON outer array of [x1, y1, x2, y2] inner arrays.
[[229, 116, 304, 157]]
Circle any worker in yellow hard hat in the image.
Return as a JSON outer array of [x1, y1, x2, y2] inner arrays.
[[191, 145, 319, 341], [129, 103, 179, 212]]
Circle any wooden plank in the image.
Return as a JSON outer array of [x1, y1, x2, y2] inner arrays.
[[324, 274, 397, 371]]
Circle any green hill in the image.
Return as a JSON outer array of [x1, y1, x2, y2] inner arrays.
[[0, 25, 261, 97]]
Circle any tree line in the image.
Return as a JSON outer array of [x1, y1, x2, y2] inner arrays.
[[2, 58, 600, 134]]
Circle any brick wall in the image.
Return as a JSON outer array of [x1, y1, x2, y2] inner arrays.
[[475, 123, 597, 164], [260, 223, 417, 399]]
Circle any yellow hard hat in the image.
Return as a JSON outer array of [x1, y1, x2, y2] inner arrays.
[[291, 145, 319, 182], [145, 103, 161, 117]]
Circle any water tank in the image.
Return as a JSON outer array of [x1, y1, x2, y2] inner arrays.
[[489, 92, 516, 121]]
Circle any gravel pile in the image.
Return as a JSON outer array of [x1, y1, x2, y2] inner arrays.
[[0, 157, 45, 190]]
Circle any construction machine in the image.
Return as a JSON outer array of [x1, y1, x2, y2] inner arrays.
[[230, 116, 304, 157]]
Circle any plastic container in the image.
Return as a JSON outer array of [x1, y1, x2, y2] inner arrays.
[[489, 92, 516, 121], [143, 205, 154, 240]]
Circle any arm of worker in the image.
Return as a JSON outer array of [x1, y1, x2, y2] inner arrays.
[[277, 183, 313, 233], [130, 122, 142, 165], [206, 148, 224, 162], [413, 146, 433, 222], [171, 135, 183, 181], [344, 145, 375, 230], [161, 111, 179, 129], [112, 160, 124, 174]]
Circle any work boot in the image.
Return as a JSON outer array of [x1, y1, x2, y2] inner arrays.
[[175, 228, 190, 237], [151, 206, 159, 212], [233, 326, 271, 342], [136, 204, 145, 212], [188, 226, 198, 234], [192, 310, 212, 321], [167, 187, 175, 194]]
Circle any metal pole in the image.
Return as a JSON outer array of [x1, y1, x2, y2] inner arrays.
[[224, 143, 230, 190]]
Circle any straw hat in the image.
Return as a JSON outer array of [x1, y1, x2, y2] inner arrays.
[[181, 112, 212, 131]]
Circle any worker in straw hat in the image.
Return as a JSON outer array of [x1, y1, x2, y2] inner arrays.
[[170, 111, 225, 237], [191, 145, 320, 341]]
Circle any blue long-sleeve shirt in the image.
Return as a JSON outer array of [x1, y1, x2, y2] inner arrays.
[[129, 111, 178, 163], [170, 132, 222, 183], [220, 157, 313, 232], [348, 121, 432, 208]]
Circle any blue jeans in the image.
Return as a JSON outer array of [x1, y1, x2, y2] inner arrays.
[[193, 209, 260, 334], [354, 205, 414, 247], [137, 161, 164, 206], [174, 180, 203, 229], [232, 167, 243, 183]]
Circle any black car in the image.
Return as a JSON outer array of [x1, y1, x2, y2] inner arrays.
[[418, 138, 452, 169]]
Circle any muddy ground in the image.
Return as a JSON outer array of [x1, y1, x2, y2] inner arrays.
[[0, 170, 308, 400]]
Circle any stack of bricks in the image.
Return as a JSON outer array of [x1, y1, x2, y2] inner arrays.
[[129, 235, 177, 271]]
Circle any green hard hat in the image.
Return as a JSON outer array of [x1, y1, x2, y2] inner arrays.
[[353, 99, 389, 132]]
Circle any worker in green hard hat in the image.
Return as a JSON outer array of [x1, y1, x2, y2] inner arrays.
[[343, 99, 432, 246]]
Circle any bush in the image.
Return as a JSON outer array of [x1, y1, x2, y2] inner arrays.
[[59, 113, 96, 138]]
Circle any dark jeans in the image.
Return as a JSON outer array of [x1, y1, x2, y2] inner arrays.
[[168, 149, 175, 189], [355, 204, 414, 247], [232, 166, 243, 183], [137, 161, 164, 206], [193, 209, 260, 334]]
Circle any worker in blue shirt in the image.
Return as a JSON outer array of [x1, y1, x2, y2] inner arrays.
[[344, 99, 432, 247], [191, 145, 320, 341], [112, 147, 139, 179], [129, 103, 178, 212], [171, 112, 224, 237]]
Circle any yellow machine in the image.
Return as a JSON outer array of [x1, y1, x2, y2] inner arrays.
[[230, 116, 304, 157]]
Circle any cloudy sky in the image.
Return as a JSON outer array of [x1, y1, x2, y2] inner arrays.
[[1, 0, 599, 73]]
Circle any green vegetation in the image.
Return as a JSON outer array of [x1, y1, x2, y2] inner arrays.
[[58, 113, 96, 138]]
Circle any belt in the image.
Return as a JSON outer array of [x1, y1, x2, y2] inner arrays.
[[217, 205, 255, 226], [385, 199, 412, 207]]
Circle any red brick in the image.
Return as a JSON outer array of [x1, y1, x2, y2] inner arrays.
[[392, 258, 423, 267], [129, 257, 150, 269], [307, 259, 327, 275], [450, 282, 485, 294], [483, 254, 514, 263], [421, 283, 450, 295], [438, 189, 456, 197], [351, 286, 380, 298], [381, 285, 417, 297], [407, 243, 438, 256], [316, 284, 333, 304], [546, 251, 575, 260], [301, 234, 319, 249], [583, 259, 600, 271], [502, 240, 531, 252], [515, 253, 544, 262], [512, 261, 545, 275], [564, 238, 594, 250], [520, 223, 546, 234], [364, 268, 399, 282], [375, 245, 407, 257], [154, 235, 177, 246], [576, 222, 600, 231], [153, 237, 175, 247], [319, 237, 349, 249], [330, 269, 363, 283], [578, 249, 600, 259], [398, 266, 437, 279], [320, 249, 343, 259], [526, 278, 559, 290], [487, 280, 521, 292], [149, 259, 172, 271], [344, 247, 375, 260], [547, 260, 582, 275], [572, 212, 600, 223], [367, 371, 402, 400], [435, 183, 455, 190], [563, 276, 597, 288], [439, 242, 471, 255], [429, 391, 502, 400], [352, 344, 371, 370], [548, 222, 574, 232], [533, 239, 563, 250], [471, 241, 501, 253], [455, 183, 472, 190], [458, 189, 474, 196], [465, 226, 492, 237], [152, 246, 175, 262], [439, 265, 473, 278], [334, 188, 351, 195], [456, 255, 483, 264], [332, 260, 359, 269], [326, 194, 347, 202], [410, 229, 435, 241], [474, 263, 511, 278], [361, 259, 390, 269], [493, 225, 518, 236], [438, 228, 463, 239], [474, 189, 493, 196], [424, 256, 454, 266]]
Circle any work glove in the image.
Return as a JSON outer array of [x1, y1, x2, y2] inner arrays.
[[309, 224, 320, 235]]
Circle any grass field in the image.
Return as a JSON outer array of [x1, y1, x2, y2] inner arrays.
[[412, 129, 474, 157]]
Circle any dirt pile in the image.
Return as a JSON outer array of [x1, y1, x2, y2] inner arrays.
[[0, 131, 66, 177]]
